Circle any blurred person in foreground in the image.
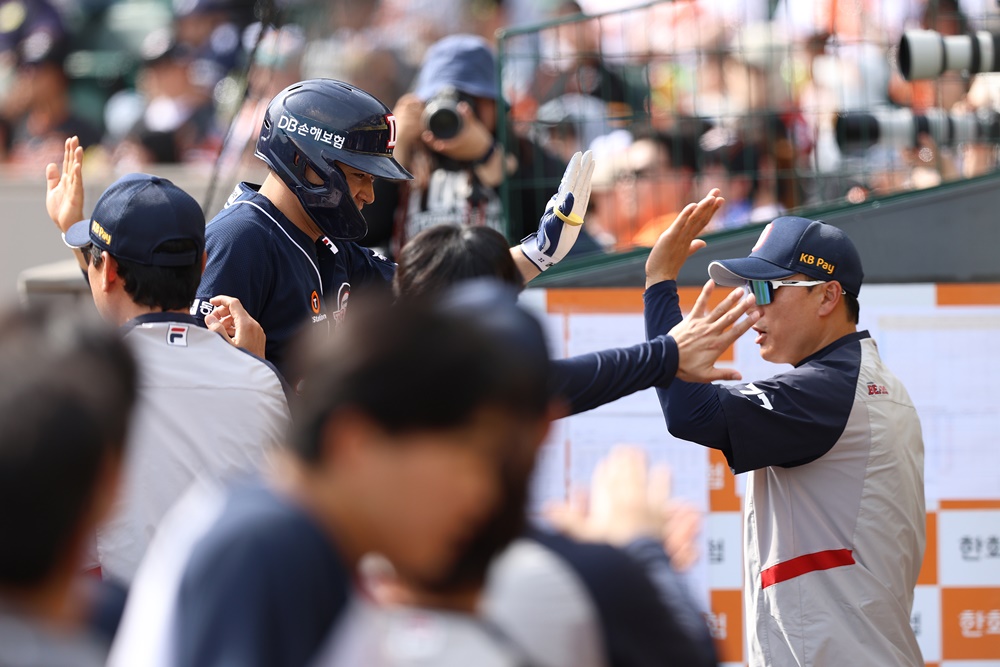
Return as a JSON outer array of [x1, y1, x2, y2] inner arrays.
[[644, 192, 925, 666], [109, 282, 556, 667], [0, 305, 137, 667], [45, 137, 290, 584], [313, 219, 758, 667], [310, 443, 717, 667]]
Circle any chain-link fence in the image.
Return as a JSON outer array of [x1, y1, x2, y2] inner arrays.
[[497, 0, 1000, 256]]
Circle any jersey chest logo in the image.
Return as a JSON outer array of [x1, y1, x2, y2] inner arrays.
[[310, 290, 321, 314]]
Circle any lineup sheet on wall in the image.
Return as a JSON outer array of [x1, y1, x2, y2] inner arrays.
[[520, 283, 1000, 667]]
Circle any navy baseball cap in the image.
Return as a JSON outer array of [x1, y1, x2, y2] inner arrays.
[[708, 216, 864, 296], [64, 173, 205, 267], [413, 34, 498, 101]]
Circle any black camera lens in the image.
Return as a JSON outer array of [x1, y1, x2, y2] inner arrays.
[[427, 107, 462, 139]]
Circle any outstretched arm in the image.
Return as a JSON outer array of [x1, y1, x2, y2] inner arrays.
[[550, 284, 754, 415], [44, 136, 88, 273], [644, 189, 737, 456]]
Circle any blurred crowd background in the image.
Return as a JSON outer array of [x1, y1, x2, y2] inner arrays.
[[4, 0, 1000, 255]]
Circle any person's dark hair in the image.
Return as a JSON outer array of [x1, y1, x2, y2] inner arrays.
[[632, 125, 700, 173], [0, 305, 137, 587], [290, 281, 550, 464], [845, 292, 860, 324], [394, 225, 520, 299], [91, 240, 202, 311]]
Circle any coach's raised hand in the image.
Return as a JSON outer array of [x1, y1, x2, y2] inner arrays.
[[645, 189, 723, 288], [669, 281, 757, 383]]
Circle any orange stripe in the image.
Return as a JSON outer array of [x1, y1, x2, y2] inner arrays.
[[917, 512, 938, 586], [938, 499, 1000, 510], [936, 284, 1000, 306], [761, 549, 855, 589], [545, 288, 645, 314]]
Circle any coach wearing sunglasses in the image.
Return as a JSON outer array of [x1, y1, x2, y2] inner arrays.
[[643, 193, 926, 667]]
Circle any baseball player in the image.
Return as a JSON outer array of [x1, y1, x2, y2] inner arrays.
[[44, 156, 290, 584], [193, 78, 593, 379], [644, 191, 925, 666]]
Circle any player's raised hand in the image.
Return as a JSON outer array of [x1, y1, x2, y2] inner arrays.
[[519, 150, 596, 272], [545, 445, 673, 546], [669, 280, 758, 383], [645, 189, 724, 288], [205, 295, 267, 359], [45, 136, 86, 233]]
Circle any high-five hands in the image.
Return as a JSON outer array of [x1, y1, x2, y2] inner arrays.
[[670, 282, 758, 383], [520, 150, 596, 272], [645, 189, 723, 288]]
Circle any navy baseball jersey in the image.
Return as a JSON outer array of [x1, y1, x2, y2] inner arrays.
[[644, 280, 925, 667], [194, 183, 395, 377]]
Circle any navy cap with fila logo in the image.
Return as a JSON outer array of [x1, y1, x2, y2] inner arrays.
[[708, 216, 864, 297], [64, 173, 205, 267]]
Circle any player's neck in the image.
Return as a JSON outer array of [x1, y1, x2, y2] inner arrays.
[[259, 173, 324, 241], [115, 301, 190, 327]]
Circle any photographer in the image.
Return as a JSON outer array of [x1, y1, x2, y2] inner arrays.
[[367, 34, 603, 257]]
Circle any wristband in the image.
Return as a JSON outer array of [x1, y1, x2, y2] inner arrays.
[[474, 141, 499, 165]]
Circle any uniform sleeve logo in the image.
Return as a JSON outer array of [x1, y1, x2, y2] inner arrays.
[[867, 382, 889, 396], [191, 299, 215, 317], [739, 382, 773, 410], [310, 290, 321, 315], [167, 325, 188, 347], [386, 114, 397, 150]]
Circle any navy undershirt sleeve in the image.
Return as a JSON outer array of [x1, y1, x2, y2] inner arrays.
[[644, 281, 734, 459], [550, 335, 679, 416], [644, 280, 862, 474]]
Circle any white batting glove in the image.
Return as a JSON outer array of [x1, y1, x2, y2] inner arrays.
[[519, 150, 596, 271]]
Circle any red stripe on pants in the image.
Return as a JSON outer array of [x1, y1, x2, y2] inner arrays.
[[760, 549, 855, 589]]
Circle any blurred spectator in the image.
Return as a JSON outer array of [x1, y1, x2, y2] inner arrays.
[[45, 143, 290, 583], [592, 130, 698, 249], [108, 28, 220, 169], [0, 304, 137, 667], [533, 93, 611, 163], [370, 34, 601, 257], [108, 281, 555, 667], [0, 0, 100, 165], [216, 22, 306, 176]]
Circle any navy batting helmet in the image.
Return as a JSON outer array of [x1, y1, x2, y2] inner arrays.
[[255, 79, 412, 240]]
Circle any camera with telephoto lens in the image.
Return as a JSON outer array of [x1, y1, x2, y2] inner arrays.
[[835, 108, 1000, 151], [899, 29, 1000, 80], [422, 86, 471, 140]]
